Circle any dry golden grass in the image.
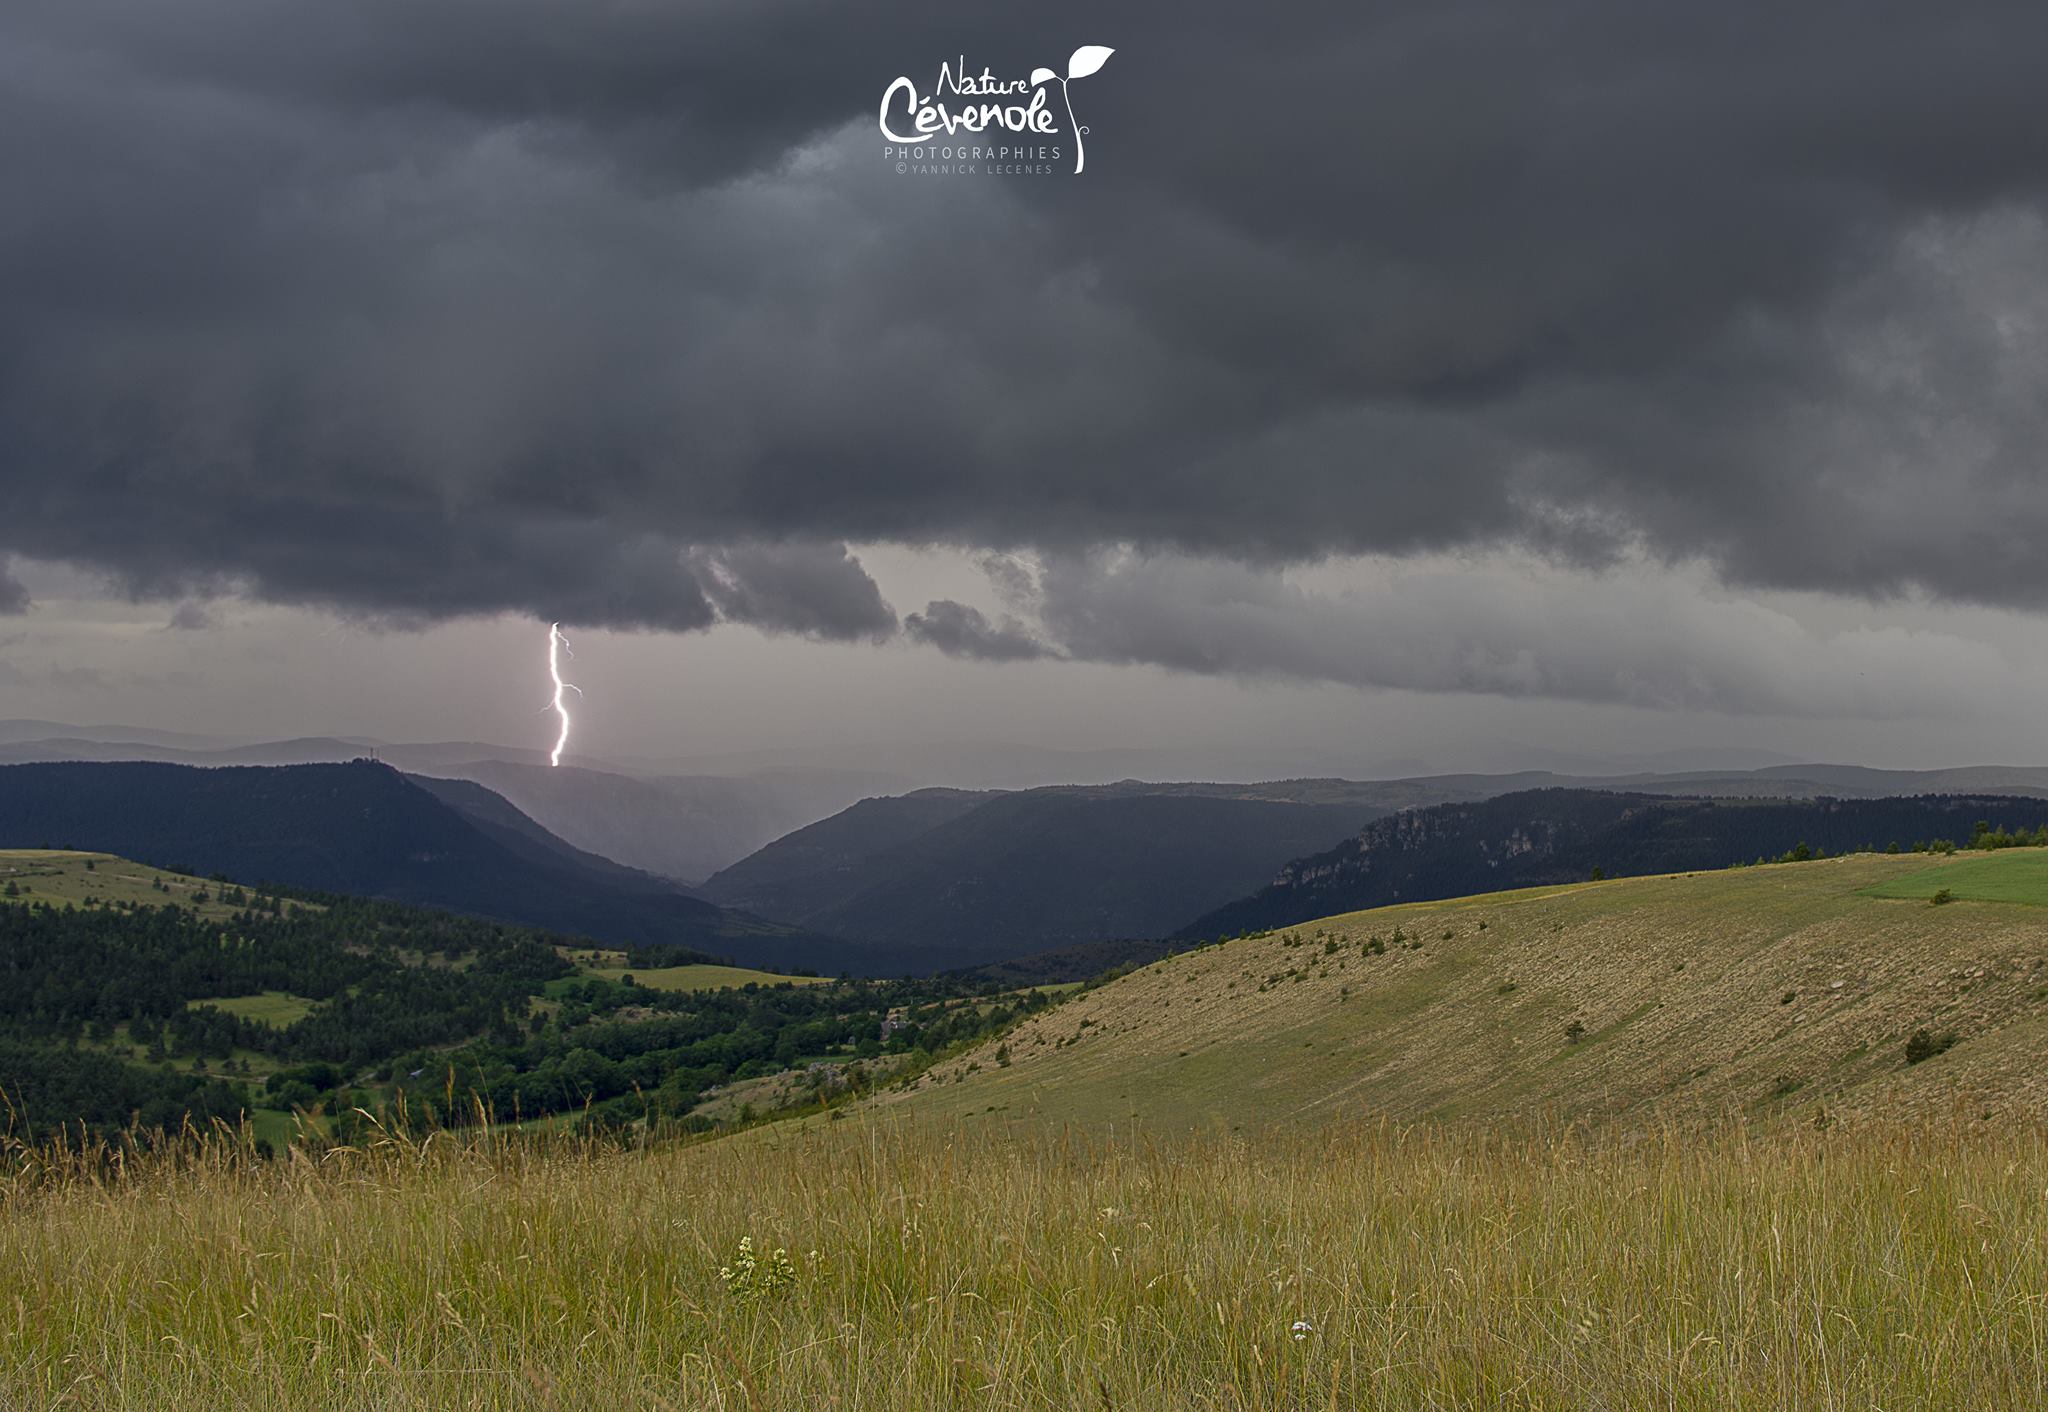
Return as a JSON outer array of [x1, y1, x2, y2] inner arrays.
[[2, 1115, 2046, 1409], [892, 851, 2048, 1133]]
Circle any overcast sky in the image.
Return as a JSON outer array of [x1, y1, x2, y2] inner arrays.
[[4, 1, 2048, 778]]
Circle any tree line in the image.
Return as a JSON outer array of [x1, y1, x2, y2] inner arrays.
[[0, 886, 1060, 1141]]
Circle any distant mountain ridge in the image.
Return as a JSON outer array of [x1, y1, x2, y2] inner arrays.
[[0, 720, 240, 750], [703, 769, 2048, 972], [426, 760, 899, 883], [0, 722, 903, 880], [403, 774, 702, 893], [700, 782, 1396, 968], [699, 788, 997, 921], [0, 760, 855, 970], [13, 721, 2048, 976], [1179, 788, 2048, 940]]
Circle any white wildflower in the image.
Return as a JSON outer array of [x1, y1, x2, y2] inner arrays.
[[718, 1234, 799, 1302]]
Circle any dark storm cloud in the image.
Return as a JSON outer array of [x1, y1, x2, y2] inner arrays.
[[4, 0, 2048, 638], [0, 564, 28, 616], [690, 542, 897, 642], [903, 600, 1054, 662]]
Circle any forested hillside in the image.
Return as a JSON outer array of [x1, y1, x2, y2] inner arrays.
[[704, 785, 1384, 965], [699, 787, 994, 919], [0, 852, 1062, 1139], [0, 761, 848, 968], [1181, 789, 2048, 939]]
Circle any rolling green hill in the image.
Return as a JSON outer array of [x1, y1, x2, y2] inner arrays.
[[885, 848, 2048, 1133], [0, 848, 269, 921]]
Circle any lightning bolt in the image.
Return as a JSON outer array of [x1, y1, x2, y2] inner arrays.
[[546, 621, 582, 767]]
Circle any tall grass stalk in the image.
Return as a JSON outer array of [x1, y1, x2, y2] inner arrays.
[[1, 1112, 2043, 1409]]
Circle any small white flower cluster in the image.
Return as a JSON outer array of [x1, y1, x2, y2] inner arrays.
[[1290, 1319, 1314, 1341], [718, 1235, 799, 1302]]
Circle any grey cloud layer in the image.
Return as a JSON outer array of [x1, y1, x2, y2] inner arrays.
[[4, 0, 2048, 641], [915, 551, 2020, 718]]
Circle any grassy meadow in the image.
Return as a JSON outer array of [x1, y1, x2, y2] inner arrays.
[[1862, 847, 2048, 905], [551, 947, 829, 993], [186, 990, 320, 1027], [891, 850, 2048, 1132], [0, 849, 261, 922], [3, 1116, 2046, 1409], [9, 848, 2048, 1407]]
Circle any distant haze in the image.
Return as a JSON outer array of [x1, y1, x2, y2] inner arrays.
[[6, 564, 2048, 781]]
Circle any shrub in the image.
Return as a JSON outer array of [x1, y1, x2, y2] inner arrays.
[[1930, 888, 1954, 906], [1564, 1019, 1587, 1045], [1904, 1029, 1958, 1065]]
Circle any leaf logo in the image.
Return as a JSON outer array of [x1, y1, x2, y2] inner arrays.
[[1031, 46, 1114, 174]]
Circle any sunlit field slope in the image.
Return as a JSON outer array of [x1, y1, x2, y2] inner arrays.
[[888, 850, 2048, 1132], [0, 848, 267, 921]]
